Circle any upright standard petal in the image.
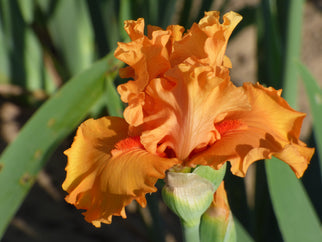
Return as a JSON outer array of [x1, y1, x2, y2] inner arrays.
[[115, 20, 174, 126], [114, 11, 242, 129], [62, 117, 178, 226], [138, 59, 250, 160], [115, 18, 171, 98], [189, 83, 314, 178], [171, 11, 242, 68]]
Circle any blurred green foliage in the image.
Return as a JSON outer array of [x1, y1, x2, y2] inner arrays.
[[0, 0, 321, 241]]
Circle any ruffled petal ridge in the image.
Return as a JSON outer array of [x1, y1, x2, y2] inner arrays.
[[62, 117, 179, 226], [189, 83, 314, 178], [114, 11, 243, 130], [139, 59, 250, 160]]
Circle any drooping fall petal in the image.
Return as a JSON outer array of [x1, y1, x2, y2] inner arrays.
[[62, 117, 178, 226], [189, 83, 314, 178]]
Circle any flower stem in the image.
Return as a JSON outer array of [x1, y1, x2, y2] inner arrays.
[[181, 220, 200, 242]]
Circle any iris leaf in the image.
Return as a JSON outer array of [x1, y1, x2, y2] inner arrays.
[[17, 0, 34, 24], [48, 0, 94, 76], [119, 0, 132, 41], [148, 0, 158, 26], [280, 0, 304, 107], [0, 54, 119, 238], [160, 0, 177, 28], [265, 1, 321, 241], [235, 217, 254, 242], [86, 0, 119, 54], [297, 62, 322, 176], [266, 159, 322, 242], [105, 74, 123, 117]]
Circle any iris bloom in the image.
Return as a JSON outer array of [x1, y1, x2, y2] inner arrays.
[[62, 11, 314, 227]]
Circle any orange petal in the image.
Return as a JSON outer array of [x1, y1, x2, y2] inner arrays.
[[124, 18, 145, 41], [119, 66, 135, 79], [273, 142, 314, 178], [170, 11, 242, 68], [207, 182, 230, 221], [147, 25, 163, 38], [62, 117, 179, 226], [137, 59, 250, 160], [115, 22, 172, 103], [200, 11, 242, 68], [167, 25, 185, 42], [115, 11, 242, 130], [170, 23, 208, 66], [189, 83, 314, 178]]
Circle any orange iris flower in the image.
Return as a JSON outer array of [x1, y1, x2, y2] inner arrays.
[[62, 11, 314, 227]]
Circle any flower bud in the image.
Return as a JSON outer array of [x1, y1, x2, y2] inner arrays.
[[162, 171, 215, 227], [200, 182, 236, 242], [193, 163, 227, 189], [161, 164, 227, 227]]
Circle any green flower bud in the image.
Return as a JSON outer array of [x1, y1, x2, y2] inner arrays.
[[201, 212, 236, 242], [193, 163, 227, 189], [161, 164, 227, 227], [200, 182, 236, 242], [162, 171, 215, 227]]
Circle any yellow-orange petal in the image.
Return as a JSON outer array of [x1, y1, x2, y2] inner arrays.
[[273, 143, 314, 178], [189, 82, 314, 178], [115, 11, 242, 131], [124, 18, 145, 41], [170, 11, 242, 68], [62, 117, 179, 226], [167, 25, 185, 42], [170, 23, 208, 66], [137, 59, 250, 160], [115, 22, 172, 105], [200, 11, 242, 67], [147, 25, 163, 39]]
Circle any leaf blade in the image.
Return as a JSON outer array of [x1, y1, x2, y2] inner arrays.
[[297, 62, 322, 176], [0, 54, 119, 237], [235, 217, 254, 242], [265, 159, 322, 242]]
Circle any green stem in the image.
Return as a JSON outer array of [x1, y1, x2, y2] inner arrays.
[[182, 220, 200, 242]]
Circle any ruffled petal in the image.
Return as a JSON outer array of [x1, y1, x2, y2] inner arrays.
[[115, 11, 242, 129], [124, 18, 145, 40], [62, 117, 179, 226], [170, 23, 208, 66], [189, 83, 314, 178], [137, 59, 250, 160], [170, 11, 242, 68], [115, 19, 172, 103]]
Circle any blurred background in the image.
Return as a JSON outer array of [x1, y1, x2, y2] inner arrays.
[[0, 0, 321, 241]]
